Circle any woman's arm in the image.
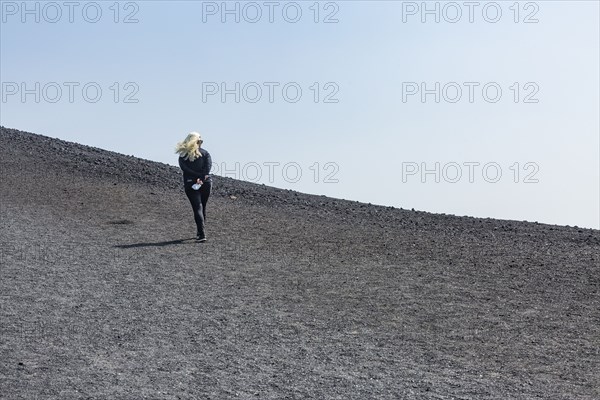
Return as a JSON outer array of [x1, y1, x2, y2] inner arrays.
[[200, 152, 212, 178]]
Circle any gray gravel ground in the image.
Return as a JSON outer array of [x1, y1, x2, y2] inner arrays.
[[1, 126, 599, 399]]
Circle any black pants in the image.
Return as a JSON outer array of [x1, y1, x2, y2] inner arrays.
[[184, 180, 211, 237]]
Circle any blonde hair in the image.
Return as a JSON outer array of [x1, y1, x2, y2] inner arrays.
[[175, 132, 203, 161]]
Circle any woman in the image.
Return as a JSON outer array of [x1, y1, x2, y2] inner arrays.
[[175, 132, 212, 242]]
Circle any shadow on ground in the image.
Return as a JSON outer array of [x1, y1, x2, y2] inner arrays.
[[113, 237, 197, 248]]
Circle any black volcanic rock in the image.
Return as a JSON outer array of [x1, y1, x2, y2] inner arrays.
[[1, 126, 599, 399]]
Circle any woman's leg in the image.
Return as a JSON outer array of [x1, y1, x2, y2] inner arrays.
[[184, 186, 205, 237], [200, 181, 212, 221]]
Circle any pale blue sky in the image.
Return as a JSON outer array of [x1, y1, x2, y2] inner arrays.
[[1, 1, 598, 228]]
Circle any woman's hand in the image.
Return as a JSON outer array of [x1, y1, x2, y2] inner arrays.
[[197, 178, 203, 184]]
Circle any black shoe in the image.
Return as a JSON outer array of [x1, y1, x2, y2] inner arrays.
[[196, 235, 207, 242]]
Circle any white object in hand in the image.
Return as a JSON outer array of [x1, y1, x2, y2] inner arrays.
[[192, 183, 202, 190]]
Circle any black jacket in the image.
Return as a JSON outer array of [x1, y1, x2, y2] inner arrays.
[[178, 148, 212, 188]]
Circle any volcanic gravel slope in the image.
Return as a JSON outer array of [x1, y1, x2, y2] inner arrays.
[[0, 126, 599, 400]]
